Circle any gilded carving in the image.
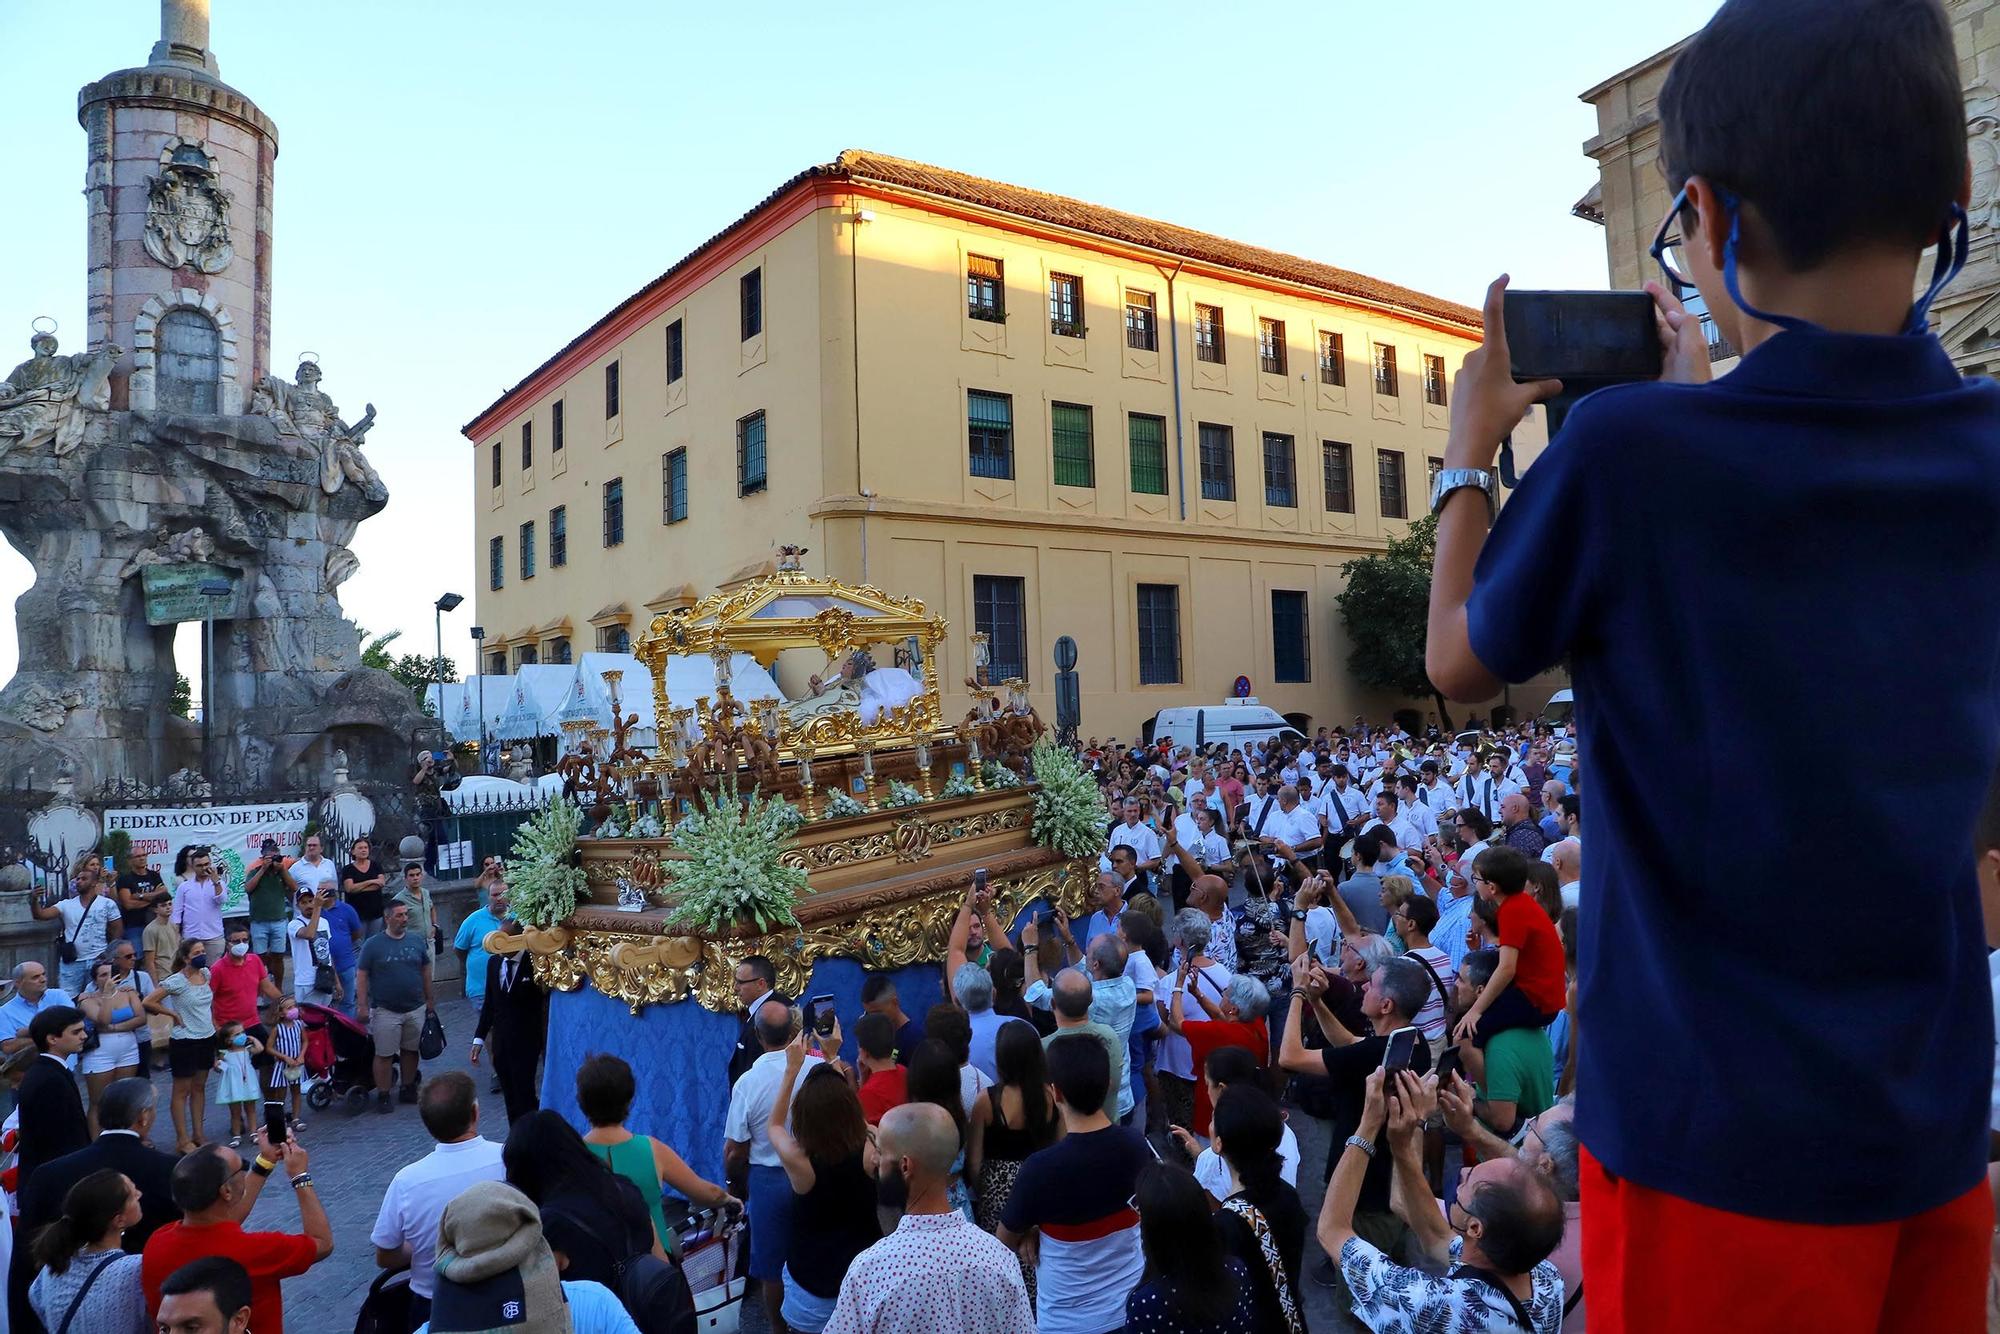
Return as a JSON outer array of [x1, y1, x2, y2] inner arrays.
[[893, 817, 932, 863], [525, 861, 1090, 1013]]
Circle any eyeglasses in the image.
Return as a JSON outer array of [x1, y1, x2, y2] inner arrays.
[[1649, 186, 1697, 298]]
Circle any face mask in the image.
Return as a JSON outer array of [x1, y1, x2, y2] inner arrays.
[[230, 1034, 247, 1047], [229, 943, 249, 958], [282, 1009, 299, 1022], [188, 954, 206, 968]]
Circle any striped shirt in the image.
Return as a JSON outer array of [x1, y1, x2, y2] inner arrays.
[[999, 1126, 1149, 1334]]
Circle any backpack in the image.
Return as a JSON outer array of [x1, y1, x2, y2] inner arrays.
[[302, 1021, 337, 1077]]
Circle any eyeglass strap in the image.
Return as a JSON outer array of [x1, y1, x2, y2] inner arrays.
[[1721, 192, 1968, 339]]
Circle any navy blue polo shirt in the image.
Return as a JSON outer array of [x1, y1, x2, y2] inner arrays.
[[1467, 327, 2000, 1224]]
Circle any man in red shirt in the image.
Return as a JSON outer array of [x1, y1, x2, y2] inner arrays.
[[853, 1013, 908, 1124], [211, 923, 284, 1088], [143, 1131, 332, 1334], [1169, 966, 1270, 1136], [1450, 846, 1565, 1089]]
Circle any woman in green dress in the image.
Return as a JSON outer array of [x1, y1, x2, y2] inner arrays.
[[575, 1052, 740, 1256]]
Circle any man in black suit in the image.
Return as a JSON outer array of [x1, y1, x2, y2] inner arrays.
[[9, 1077, 180, 1332], [471, 923, 546, 1125], [726, 954, 779, 1088], [16, 1006, 88, 1192]]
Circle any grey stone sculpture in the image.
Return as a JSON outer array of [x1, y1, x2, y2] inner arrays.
[[0, 333, 122, 459]]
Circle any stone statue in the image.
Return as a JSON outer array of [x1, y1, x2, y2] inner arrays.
[[505, 747, 535, 783], [10, 683, 84, 733], [0, 331, 121, 459], [259, 358, 384, 500], [117, 525, 219, 578], [142, 140, 234, 274]]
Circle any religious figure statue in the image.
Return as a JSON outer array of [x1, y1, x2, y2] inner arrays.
[[259, 358, 385, 500], [1968, 86, 2000, 235], [780, 648, 873, 729], [0, 331, 121, 459], [142, 141, 234, 274]]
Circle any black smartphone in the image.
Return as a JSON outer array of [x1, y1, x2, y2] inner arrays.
[[808, 993, 836, 1037], [1380, 1025, 1419, 1082], [264, 1100, 289, 1147], [1035, 908, 1055, 932], [1503, 290, 1661, 382], [972, 867, 988, 897]]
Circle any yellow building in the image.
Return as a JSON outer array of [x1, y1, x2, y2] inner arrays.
[[464, 151, 1548, 739]]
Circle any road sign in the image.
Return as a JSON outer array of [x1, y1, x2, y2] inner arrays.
[[1053, 635, 1078, 673], [1233, 675, 1252, 698], [141, 562, 248, 626], [1053, 637, 1080, 745]]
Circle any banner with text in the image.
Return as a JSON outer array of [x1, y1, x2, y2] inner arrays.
[[104, 802, 311, 919]]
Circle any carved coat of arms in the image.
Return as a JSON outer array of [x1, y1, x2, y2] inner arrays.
[[143, 140, 234, 274]]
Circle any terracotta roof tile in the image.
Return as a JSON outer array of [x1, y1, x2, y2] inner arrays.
[[464, 151, 1479, 437]]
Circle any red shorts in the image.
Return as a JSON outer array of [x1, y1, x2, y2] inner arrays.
[[1580, 1145, 1992, 1333]]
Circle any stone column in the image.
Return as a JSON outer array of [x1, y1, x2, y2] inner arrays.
[[151, 0, 218, 75]]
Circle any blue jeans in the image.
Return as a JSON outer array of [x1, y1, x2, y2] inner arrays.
[[334, 964, 357, 1015], [57, 960, 89, 997]]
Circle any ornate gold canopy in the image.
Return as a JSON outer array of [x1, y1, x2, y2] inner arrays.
[[634, 560, 949, 758]]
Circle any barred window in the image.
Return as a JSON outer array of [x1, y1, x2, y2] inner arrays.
[[1423, 353, 1448, 406], [663, 449, 688, 523], [1195, 304, 1224, 363], [1125, 291, 1157, 351], [1323, 441, 1354, 514], [1272, 590, 1310, 683], [1319, 331, 1345, 386], [604, 360, 621, 418], [489, 441, 501, 488], [1262, 432, 1297, 508], [967, 255, 1005, 322], [520, 421, 533, 470], [1258, 318, 1287, 375], [666, 320, 685, 383], [973, 575, 1027, 682], [1051, 402, 1094, 488], [1137, 584, 1182, 685], [488, 535, 503, 591], [1373, 343, 1398, 397], [1198, 422, 1234, 501], [550, 506, 567, 568], [1128, 414, 1168, 496], [1049, 273, 1083, 337], [968, 391, 1014, 479], [1378, 449, 1407, 519], [552, 400, 565, 452], [737, 411, 767, 496], [519, 521, 536, 580], [603, 477, 624, 546], [740, 268, 763, 340]]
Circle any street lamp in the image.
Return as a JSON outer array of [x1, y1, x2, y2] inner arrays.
[[470, 624, 487, 766], [199, 579, 232, 779], [433, 593, 463, 733]]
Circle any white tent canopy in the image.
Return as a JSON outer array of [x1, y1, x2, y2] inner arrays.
[[494, 665, 586, 740], [426, 675, 513, 744]]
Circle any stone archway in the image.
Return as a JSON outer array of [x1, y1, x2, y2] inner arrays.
[[131, 289, 242, 414]]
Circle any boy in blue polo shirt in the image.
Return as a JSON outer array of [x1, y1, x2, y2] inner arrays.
[[1426, 0, 1998, 1327]]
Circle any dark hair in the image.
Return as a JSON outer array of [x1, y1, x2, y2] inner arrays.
[[1560, 793, 1579, 822], [739, 954, 777, 990], [1463, 947, 1501, 990], [170, 1144, 236, 1212], [1203, 1044, 1259, 1090], [858, 973, 897, 1006], [1456, 808, 1493, 840], [1660, 0, 1964, 273], [1351, 830, 1384, 867], [1467, 1166, 1567, 1274], [1396, 774, 1420, 794], [1045, 1031, 1111, 1116], [1211, 1084, 1285, 1195], [98, 1077, 155, 1131], [987, 947, 1025, 1005], [29, 1006, 83, 1053], [503, 1109, 632, 1222], [419, 1071, 478, 1141], [1133, 1163, 1236, 1325], [923, 1003, 972, 1065], [1558, 907, 1580, 971], [1475, 845, 1531, 896], [1402, 894, 1440, 935], [1374, 957, 1429, 1022], [1471, 898, 1501, 937], [33, 1169, 130, 1273], [575, 1052, 637, 1127], [1526, 860, 1564, 922], [159, 1256, 253, 1323], [993, 1021, 1060, 1150], [793, 1063, 870, 1164], [904, 1039, 967, 1148], [1119, 914, 1170, 972], [854, 1011, 896, 1061]]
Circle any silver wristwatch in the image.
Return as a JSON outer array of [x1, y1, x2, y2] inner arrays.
[[1430, 466, 1496, 517]]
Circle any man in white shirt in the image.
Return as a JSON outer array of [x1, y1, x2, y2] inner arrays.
[[1313, 764, 1371, 842], [1414, 760, 1457, 816], [1240, 774, 1283, 838], [726, 998, 825, 1332], [1361, 791, 1425, 856], [372, 1071, 506, 1326], [288, 834, 339, 901], [1394, 775, 1438, 842], [33, 871, 122, 997], [1098, 799, 1163, 876], [1456, 752, 1520, 827], [1550, 838, 1582, 909], [1258, 785, 1322, 880], [1181, 758, 1211, 815]]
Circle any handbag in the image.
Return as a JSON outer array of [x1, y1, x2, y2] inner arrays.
[[58, 901, 90, 964], [1221, 1197, 1305, 1334], [418, 1008, 446, 1061]]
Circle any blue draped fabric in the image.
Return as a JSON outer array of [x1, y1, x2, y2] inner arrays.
[[540, 958, 947, 1189]]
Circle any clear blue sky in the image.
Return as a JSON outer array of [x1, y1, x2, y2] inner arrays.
[[1, 0, 1718, 681]]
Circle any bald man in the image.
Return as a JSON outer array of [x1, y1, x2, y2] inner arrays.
[[827, 1103, 1034, 1333], [724, 996, 822, 1333], [1550, 839, 1581, 910], [1498, 792, 1548, 859]]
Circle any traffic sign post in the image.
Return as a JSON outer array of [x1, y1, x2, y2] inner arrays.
[[1054, 636, 1080, 747]]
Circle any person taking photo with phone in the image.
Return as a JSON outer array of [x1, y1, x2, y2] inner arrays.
[[1424, 1, 1999, 1326]]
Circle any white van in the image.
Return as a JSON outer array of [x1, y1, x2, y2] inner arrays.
[[1540, 688, 1575, 728], [1148, 699, 1305, 754]]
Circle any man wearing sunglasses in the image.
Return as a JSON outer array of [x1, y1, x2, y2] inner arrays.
[[1423, 1, 1998, 1327]]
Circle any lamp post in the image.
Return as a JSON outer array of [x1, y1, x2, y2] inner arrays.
[[198, 578, 232, 779], [433, 593, 463, 731], [470, 625, 486, 765]]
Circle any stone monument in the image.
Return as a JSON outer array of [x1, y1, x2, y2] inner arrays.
[[0, 0, 428, 800]]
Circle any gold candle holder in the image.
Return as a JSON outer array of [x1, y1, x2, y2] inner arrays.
[[795, 743, 818, 820], [964, 726, 985, 791], [915, 739, 934, 799], [858, 740, 878, 811]]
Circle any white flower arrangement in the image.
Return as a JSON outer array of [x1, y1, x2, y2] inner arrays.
[[822, 790, 867, 820], [507, 798, 589, 929], [982, 761, 1023, 789], [663, 785, 808, 934], [940, 773, 978, 799], [630, 811, 666, 839], [1029, 739, 1109, 859], [885, 779, 924, 808]]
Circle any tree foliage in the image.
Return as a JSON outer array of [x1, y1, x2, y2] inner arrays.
[[170, 673, 192, 720], [1335, 514, 1454, 729], [354, 627, 458, 701]]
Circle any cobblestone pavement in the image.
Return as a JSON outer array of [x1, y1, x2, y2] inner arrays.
[[137, 991, 488, 1334]]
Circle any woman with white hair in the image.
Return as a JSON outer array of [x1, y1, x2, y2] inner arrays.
[[1169, 970, 1273, 1138], [1154, 908, 1231, 1136]]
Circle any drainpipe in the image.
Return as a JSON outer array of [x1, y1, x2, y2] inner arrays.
[[1156, 261, 1188, 521], [849, 201, 873, 579]]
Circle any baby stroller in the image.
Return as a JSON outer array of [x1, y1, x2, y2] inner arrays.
[[674, 1203, 748, 1334], [296, 1001, 381, 1116]]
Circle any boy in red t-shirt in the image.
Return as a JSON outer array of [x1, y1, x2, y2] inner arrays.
[[1451, 845, 1565, 1062]]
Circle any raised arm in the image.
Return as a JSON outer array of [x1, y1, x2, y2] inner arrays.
[[1386, 1071, 1453, 1266], [766, 1035, 817, 1194]]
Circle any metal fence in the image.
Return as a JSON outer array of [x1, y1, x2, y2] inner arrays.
[[440, 788, 553, 869]]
